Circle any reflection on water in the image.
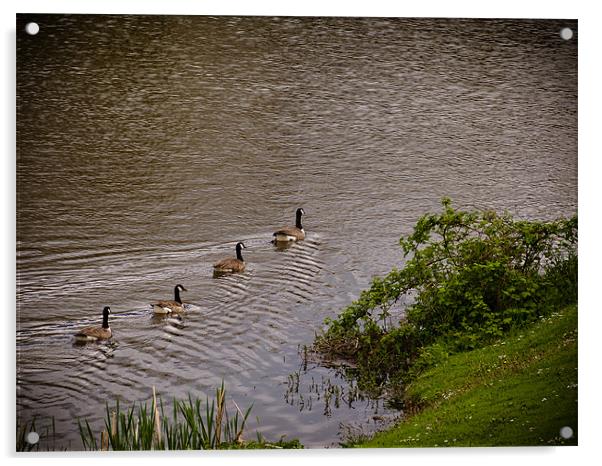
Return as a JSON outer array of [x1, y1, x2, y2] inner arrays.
[[273, 240, 297, 252], [16, 15, 577, 448]]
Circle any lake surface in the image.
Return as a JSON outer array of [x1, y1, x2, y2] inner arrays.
[[16, 15, 577, 449]]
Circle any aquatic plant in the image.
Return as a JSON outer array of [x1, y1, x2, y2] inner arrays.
[[78, 382, 258, 450]]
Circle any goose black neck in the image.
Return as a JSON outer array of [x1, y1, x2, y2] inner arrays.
[[236, 245, 244, 262], [102, 310, 110, 329], [295, 210, 303, 229], [174, 286, 182, 304]]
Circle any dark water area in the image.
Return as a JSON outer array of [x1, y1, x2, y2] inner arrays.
[[16, 15, 577, 449]]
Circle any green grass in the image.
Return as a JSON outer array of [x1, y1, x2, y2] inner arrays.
[[354, 305, 578, 447]]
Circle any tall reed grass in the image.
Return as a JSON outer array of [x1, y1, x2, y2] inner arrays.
[[78, 382, 253, 450]]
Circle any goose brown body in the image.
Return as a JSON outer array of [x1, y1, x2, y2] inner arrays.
[[74, 306, 112, 341], [213, 257, 245, 272], [273, 226, 305, 241], [213, 242, 246, 273]]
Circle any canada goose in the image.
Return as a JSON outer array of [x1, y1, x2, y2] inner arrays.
[[74, 306, 112, 341], [152, 284, 187, 314], [273, 208, 305, 242], [213, 242, 246, 273]]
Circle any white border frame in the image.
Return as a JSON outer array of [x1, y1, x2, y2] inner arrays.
[[4, 2, 599, 465]]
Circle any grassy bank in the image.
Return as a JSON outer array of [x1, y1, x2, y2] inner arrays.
[[353, 305, 577, 447]]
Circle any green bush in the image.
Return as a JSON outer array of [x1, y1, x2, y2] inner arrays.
[[314, 199, 577, 391], [409, 342, 450, 375]]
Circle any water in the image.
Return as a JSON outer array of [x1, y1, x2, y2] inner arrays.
[[16, 15, 577, 449]]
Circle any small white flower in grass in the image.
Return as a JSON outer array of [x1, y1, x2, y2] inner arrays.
[[541, 397, 547, 402]]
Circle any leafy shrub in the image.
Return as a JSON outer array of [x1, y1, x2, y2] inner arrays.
[[314, 199, 577, 390], [410, 342, 450, 375]]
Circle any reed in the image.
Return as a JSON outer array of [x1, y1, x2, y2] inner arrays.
[[79, 382, 254, 450]]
